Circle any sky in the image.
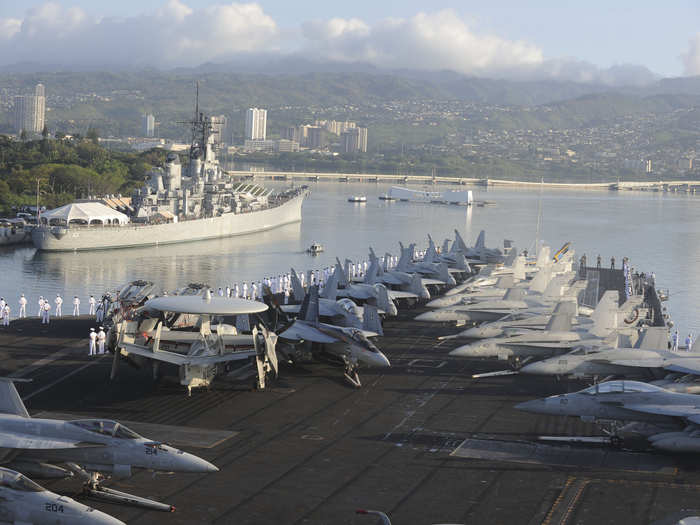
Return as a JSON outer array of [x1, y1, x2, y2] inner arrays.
[[0, 0, 699, 81]]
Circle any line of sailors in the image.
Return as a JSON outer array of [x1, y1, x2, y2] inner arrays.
[[0, 294, 109, 325], [213, 255, 401, 302], [671, 329, 694, 352]]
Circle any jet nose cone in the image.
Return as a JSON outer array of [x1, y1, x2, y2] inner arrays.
[[414, 312, 437, 322], [177, 450, 219, 473], [449, 344, 474, 357], [519, 362, 545, 375], [514, 399, 544, 413], [375, 351, 391, 368]]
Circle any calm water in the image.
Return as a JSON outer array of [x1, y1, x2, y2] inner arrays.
[[1, 182, 698, 335]]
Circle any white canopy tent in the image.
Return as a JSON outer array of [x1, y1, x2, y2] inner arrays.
[[40, 202, 130, 226]]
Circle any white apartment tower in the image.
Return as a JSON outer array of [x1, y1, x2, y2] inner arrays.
[[14, 83, 46, 135], [245, 108, 267, 141], [143, 113, 155, 138]]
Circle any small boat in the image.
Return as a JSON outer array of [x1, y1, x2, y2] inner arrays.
[[348, 195, 367, 203], [378, 194, 395, 201], [307, 242, 324, 255]]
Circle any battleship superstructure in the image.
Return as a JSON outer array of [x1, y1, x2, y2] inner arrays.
[[32, 100, 307, 252]]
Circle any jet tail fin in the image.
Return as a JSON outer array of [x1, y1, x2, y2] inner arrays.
[[589, 291, 619, 336], [529, 267, 551, 294], [424, 235, 437, 263], [298, 286, 320, 327], [408, 273, 429, 299], [336, 258, 349, 287], [552, 299, 578, 316], [290, 269, 306, 302], [545, 313, 572, 332], [495, 275, 515, 289], [395, 244, 410, 271], [362, 304, 383, 336], [0, 378, 30, 418], [536, 245, 551, 269], [634, 327, 668, 350], [442, 238, 451, 255], [512, 255, 526, 281], [454, 252, 470, 272], [453, 229, 468, 253], [321, 269, 338, 300], [502, 247, 518, 268], [364, 258, 379, 284], [437, 262, 455, 285], [475, 230, 486, 250]]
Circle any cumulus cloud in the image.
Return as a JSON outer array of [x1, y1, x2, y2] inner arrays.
[[682, 33, 700, 76], [0, 0, 278, 67], [302, 10, 543, 76]]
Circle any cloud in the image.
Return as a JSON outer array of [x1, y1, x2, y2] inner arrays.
[[682, 33, 700, 76], [302, 10, 543, 76], [0, 1, 278, 67]]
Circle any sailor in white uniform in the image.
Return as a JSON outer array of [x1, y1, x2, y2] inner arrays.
[[88, 328, 97, 356], [3, 304, 10, 326], [97, 327, 106, 354], [18, 295, 26, 318], [72, 296, 80, 316], [242, 282, 249, 300], [88, 295, 96, 315], [233, 283, 240, 298], [54, 294, 63, 317], [37, 296, 45, 317], [218, 287, 224, 297]]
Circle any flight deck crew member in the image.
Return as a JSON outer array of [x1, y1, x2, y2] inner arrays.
[[672, 330, 679, 351], [610, 256, 615, 269], [37, 296, 45, 317], [596, 255, 601, 268], [88, 295, 96, 315], [686, 334, 693, 352], [218, 287, 224, 297], [95, 302, 104, 323], [2, 305, 9, 326], [73, 296, 80, 316], [97, 327, 106, 354], [55, 294, 63, 317], [233, 283, 240, 298], [18, 295, 26, 318], [242, 282, 248, 300], [41, 301, 50, 324], [251, 282, 258, 301], [88, 328, 97, 356]]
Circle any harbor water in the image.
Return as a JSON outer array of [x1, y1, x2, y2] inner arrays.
[[0, 182, 697, 335]]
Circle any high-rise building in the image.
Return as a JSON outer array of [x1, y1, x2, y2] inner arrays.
[[282, 126, 300, 142], [143, 113, 155, 138], [245, 108, 267, 141], [13, 83, 46, 135], [644, 159, 653, 174], [307, 126, 325, 149], [211, 115, 230, 145], [340, 127, 368, 153]]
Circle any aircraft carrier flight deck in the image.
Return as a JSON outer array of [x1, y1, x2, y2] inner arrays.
[[0, 299, 696, 525]]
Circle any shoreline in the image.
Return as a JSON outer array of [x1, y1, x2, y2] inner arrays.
[[227, 169, 700, 192]]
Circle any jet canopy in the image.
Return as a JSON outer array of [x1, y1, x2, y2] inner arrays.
[[68, 419, 142, 439], [579, 381, 665, 395], [0, 468, 45, 492]]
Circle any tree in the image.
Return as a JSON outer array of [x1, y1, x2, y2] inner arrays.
[[19, 130, 27, 142], [41, 125, 49, 140], [86, 127, 99, 145]]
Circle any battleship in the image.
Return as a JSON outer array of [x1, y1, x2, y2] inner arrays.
[[32, 100, 308, 252]]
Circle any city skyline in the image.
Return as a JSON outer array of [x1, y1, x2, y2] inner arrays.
[[0, 2, 698, 80]]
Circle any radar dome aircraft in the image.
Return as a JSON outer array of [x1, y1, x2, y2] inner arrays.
[[0, 379, 217, 513], [110, 290, 278, 395]]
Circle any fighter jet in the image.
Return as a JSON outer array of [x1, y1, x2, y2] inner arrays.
[[515, 380, 700, 453], [111, 290, 279, 394], [0, 379, 217, 512], [0, 467, 124, 525], [277, 286, 390, 387], [447, 291, 627, 361], [282, 268, 370, 324], [517, 327, 682, 381], [361, 253, 432, 299], [452, 229, 504, 263], [415, 268, 585, 324], [395, 242, 456, 285]]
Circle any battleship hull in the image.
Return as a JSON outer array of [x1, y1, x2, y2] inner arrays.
[[32, 191, 307, 252]]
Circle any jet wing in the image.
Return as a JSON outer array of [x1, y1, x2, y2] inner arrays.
[[421, 278, 447, 286], [664, 358, 700, 376], [0, 381, 29, 418], [0, 431, 104, 450], [281, 303, 338, 317], [606, 358, 667, 368], [337, 289, 373, 300], [278, 323, 339, 344], [122, 343, 255, 366]]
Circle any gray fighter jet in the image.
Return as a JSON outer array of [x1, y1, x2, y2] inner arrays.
[[277, 286, 390, 387], [515, 380, 700, 453], [111, 291, 278, 394], [396, 242, 456, 285], [0, 467, 123, 525], [361, 254, 432, 300], [0, 379, 217, 512]]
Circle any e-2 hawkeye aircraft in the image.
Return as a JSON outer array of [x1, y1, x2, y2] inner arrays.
[[0, 379, 217, 513], [110, 290, 278, 395]]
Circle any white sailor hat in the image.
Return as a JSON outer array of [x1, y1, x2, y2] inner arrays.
[[90, 328, 95, 331], [99, 326, 104, 330]]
